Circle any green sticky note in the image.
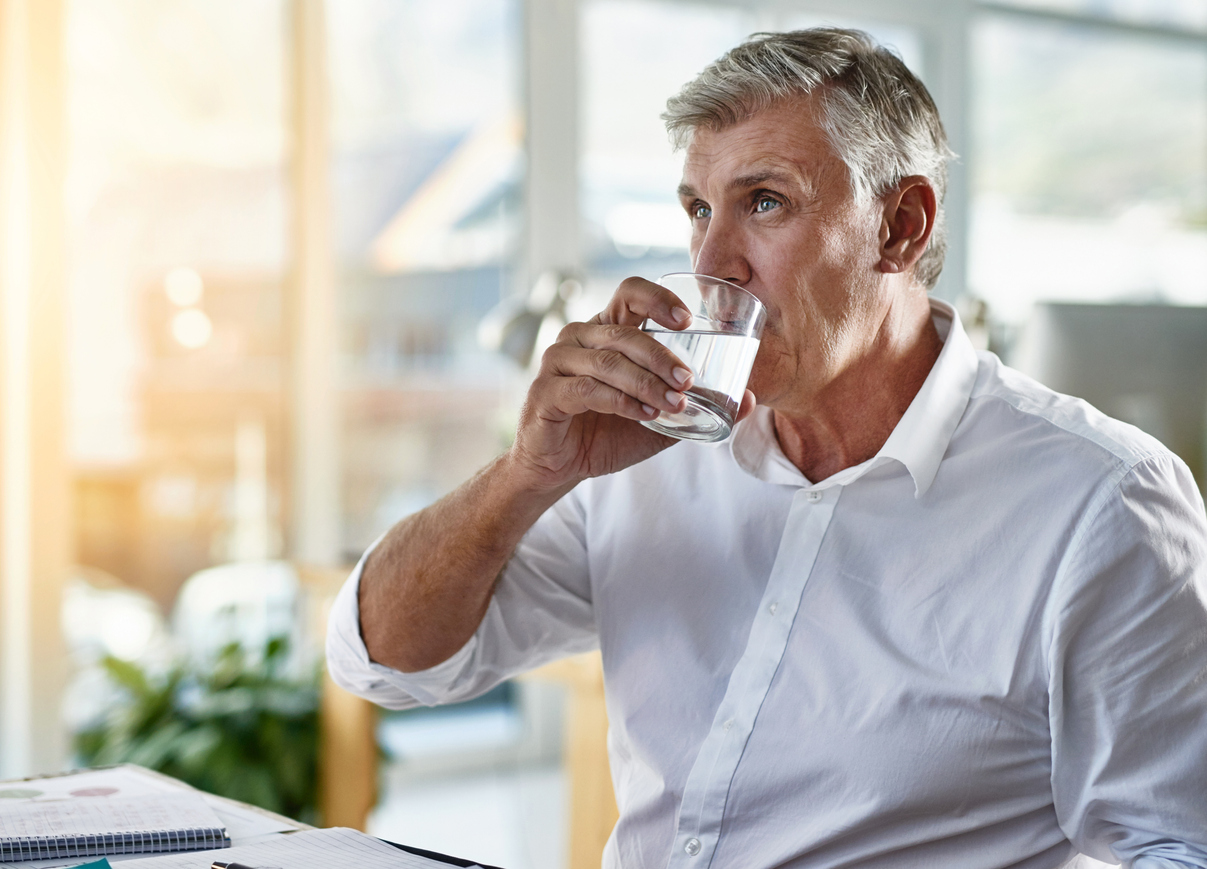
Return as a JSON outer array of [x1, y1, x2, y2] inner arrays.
[[0, 788, 42, 798], [69, 859, 112, 869]]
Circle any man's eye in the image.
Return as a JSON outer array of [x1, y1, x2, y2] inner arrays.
[[755, 195, 781, 213], [692, 203, 711, 220]]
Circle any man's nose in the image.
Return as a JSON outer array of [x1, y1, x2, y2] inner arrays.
[[692, 222, 752, 285]]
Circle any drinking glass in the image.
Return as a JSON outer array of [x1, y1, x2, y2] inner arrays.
[[640, 273, 766, 442]]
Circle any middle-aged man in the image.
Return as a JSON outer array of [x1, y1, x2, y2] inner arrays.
[[329, 28, 1207, 868]]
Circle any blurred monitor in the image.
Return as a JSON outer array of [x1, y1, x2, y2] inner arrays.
[[1013, 302, 1207, 491]]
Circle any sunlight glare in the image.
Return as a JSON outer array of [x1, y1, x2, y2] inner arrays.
[[164, 267, 204, 307], [170, 308, 212, 349]]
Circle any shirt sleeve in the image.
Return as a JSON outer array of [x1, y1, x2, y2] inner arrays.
[[1046, 451, 1207, 867], [325, 488, 599, 710]]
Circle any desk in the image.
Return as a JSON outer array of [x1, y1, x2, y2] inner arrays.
[[0, 766, 500, 869]]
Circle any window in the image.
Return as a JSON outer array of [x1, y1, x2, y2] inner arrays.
[[986, 0, 1207, 31], [970, 13, 1207, 324], [328, 0, 524, 557], [68, 0, 289, 607], [579, 0, 754, 306]]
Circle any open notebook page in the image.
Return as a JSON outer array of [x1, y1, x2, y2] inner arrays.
[[0, 794, 225, 842], [0, 768, 196, 803]]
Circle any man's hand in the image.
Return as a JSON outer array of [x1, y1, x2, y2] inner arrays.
[[506, 276, 699, 491]]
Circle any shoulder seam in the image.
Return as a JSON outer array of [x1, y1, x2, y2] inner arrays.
[[967, 385, 1164, 471]]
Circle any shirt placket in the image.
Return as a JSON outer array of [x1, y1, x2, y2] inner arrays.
[[667, 484, 841, 869]]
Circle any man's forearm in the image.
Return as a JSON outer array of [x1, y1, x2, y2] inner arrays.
[[357, 450, 574, 673]]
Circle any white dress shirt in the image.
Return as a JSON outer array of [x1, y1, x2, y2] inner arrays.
[[328, 300, 1207, 869]]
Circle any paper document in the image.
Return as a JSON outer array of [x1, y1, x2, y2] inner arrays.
[[115, 827, 482, 869], [0, 768, 194, 804], [194, 796, 300, 844]]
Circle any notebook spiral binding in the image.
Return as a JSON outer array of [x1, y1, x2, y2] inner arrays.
[[0, 826, 229, 861]]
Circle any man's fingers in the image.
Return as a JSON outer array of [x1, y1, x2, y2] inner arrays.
[[522, 276, 699, 434], [592, 277, 693, 330], [542, 343, 689, 414], [555, 321, 694, 394], [538, 374, 683, 423]]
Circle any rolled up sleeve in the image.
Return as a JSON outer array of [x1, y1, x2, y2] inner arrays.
[[325, 488, 599, 710]]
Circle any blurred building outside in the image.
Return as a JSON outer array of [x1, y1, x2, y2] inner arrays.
[[1, 0, 1206, 867]]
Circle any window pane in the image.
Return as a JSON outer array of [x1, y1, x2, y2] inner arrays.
[[328, 0, 523, 557], [580, 0, 755, 305], [969, 16, 1207, 324], [984, 0, 1207, 31], [68, 0, 288, 606]]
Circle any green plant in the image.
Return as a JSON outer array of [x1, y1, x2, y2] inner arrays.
[[74, 637, 320, 823]]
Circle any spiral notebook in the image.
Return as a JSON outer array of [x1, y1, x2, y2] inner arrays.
[[117, 826, 485, 869], [0, 774, 229, 862]]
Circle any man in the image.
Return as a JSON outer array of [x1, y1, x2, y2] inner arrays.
[[328, 29, 1207, 868]]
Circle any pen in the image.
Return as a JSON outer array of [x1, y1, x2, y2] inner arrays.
[[211, 861, 259, 869]]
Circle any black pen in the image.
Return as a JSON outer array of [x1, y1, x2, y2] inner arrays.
[[211, 861, 259, 869]]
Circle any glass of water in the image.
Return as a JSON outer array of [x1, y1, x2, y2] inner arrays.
[[640, 273, 766, 442]]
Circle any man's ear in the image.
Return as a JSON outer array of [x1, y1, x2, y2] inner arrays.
[[877, 176, 937, 275]]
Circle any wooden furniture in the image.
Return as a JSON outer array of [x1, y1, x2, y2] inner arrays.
[[319, 670, 378, 830], [528, 652, 619, 869], [296, 564, 379, 831]]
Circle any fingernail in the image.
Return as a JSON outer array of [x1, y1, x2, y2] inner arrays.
[[641, 404, 657, 416], [672, 367, 691, 386], [665, 390, 684, 407], [673, 307, 691, 324]]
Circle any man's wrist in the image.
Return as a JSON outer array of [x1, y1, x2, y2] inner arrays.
[[491, 444, 582, 513]]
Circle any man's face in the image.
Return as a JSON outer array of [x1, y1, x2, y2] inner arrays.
[[678, 96, 889, 411]]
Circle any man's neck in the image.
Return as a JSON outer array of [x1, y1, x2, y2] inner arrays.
[[771, 299, 943, 483]]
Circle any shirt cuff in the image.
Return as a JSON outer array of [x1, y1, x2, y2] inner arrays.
[[325, 537, 480, 710]]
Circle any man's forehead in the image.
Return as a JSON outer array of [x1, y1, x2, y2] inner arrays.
[[677, 97, 838, 195], [679, 135, 833, 198]]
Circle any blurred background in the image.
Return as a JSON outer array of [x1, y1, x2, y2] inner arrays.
[[1, 0, 1206, 867]]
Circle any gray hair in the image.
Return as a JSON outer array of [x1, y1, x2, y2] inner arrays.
[[663, 28, 955, 290]]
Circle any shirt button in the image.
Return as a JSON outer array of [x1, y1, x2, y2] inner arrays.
[[723, 718, 734, 731], [684, 838, 701, 857], [768, 602, 778, 615], [805, 490, 822, 502]]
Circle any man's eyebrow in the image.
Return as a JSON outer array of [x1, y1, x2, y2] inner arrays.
[[731, 170, 797, 190], [677, 170, 801, 200]]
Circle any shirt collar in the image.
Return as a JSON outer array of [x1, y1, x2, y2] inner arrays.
[[729, 298, 979, 497]]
